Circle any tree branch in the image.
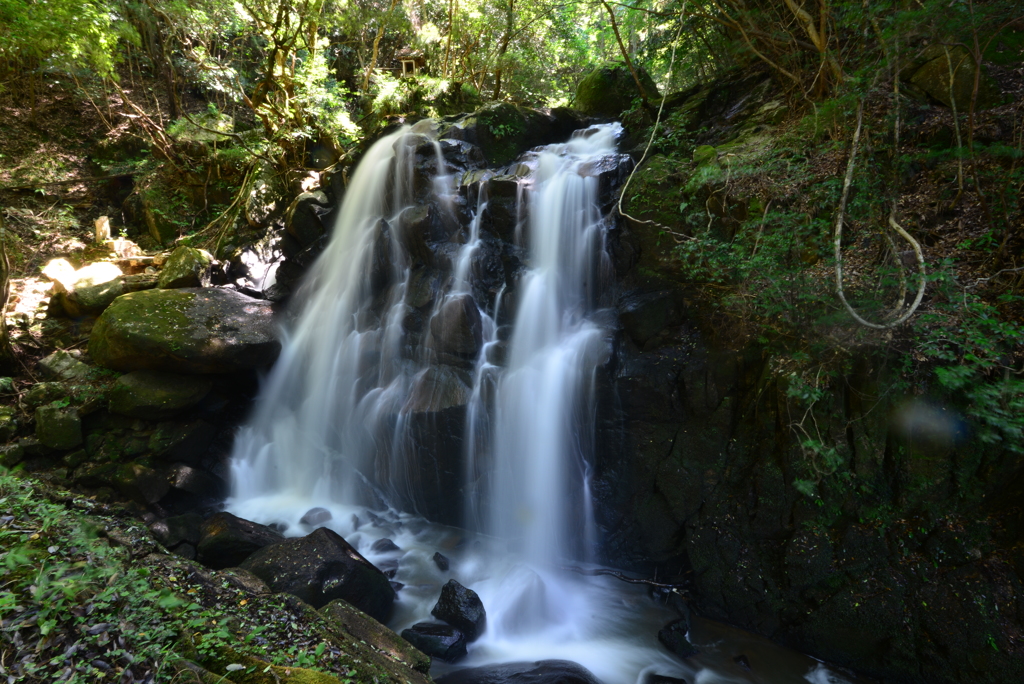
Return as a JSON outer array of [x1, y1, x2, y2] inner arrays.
[[834, 102, 926, 330]]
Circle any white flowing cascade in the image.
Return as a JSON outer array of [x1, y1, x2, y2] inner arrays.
[[487, 128, 616, 565], [227, 121, 857, 684]]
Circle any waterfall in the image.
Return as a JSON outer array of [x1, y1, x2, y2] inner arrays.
[[485, 125, 619, 565], [224, 118, 863, 684], [230, 122, 429, 516], [230, 120, 619, 551]]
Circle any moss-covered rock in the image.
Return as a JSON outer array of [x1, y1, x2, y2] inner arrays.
[[114, 462, 170, 504], [320, 599, 432, 674], [158, 246, 214, 289], [108, 370, 213, 419], [38, 350, 92, 382], [88, 288, 280, 374], [906, 45, 1001, 110], [575, 61, 659, 119], [22, 382, 67, 410], [35, 404, 83, 450], [0, 405, 17, 442]]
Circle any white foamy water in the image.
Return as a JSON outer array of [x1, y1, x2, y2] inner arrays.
[[227, 122, 861, 684]]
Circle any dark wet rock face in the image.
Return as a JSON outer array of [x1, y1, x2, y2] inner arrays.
[[429, 294, 484, 360], [435, 660, 604, 684], [431, 579, 486, 641], [197, 512, 284, 569], [148, 420, 217, 465], [240, 527, 396, 620], [150, 512, 203, 552], [287, 191, 331, 249], [400, 622, 467, 662]]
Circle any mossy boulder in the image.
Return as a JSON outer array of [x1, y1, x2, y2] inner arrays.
[[22, 382, 67, 410], [158, 246, 214, 289], [108, 370, 213, 419], [46, 260, 125, 317], [319, 599, 431, 674], [575, 61, 659, 119], [906, 45, 1001, 110], [0, 405, 17, 442], [35, 404, 83, 450], [88, 288, 280, 374], [114, 462, 170, 504]]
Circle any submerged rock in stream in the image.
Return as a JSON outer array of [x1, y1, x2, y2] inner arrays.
[[657, 620, 698, 660], [240, 527, 396, 620], [435, 660, 604, 684]]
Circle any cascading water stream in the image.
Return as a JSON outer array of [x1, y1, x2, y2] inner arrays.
[[485, 126, 618, 565], [227, 121, 860, 684]]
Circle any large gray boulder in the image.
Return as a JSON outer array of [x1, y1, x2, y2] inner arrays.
[[107, 370, 213, 419], [240, 527, 396, 620], [89, 288, 280, 374]]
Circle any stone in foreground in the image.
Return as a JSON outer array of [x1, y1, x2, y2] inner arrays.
[[435, 660, 604, 684], [431, 579, 486, 641], [321, 599, 431, 674], [240, 527, 396, 620], [89, 287, 280, 373], [401, 622, 467, 662]]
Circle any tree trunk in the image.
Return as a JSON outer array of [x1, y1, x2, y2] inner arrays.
[[492, 0, 516, 100], [363, 0, 402, 92], [600, 1, 650, 106]]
